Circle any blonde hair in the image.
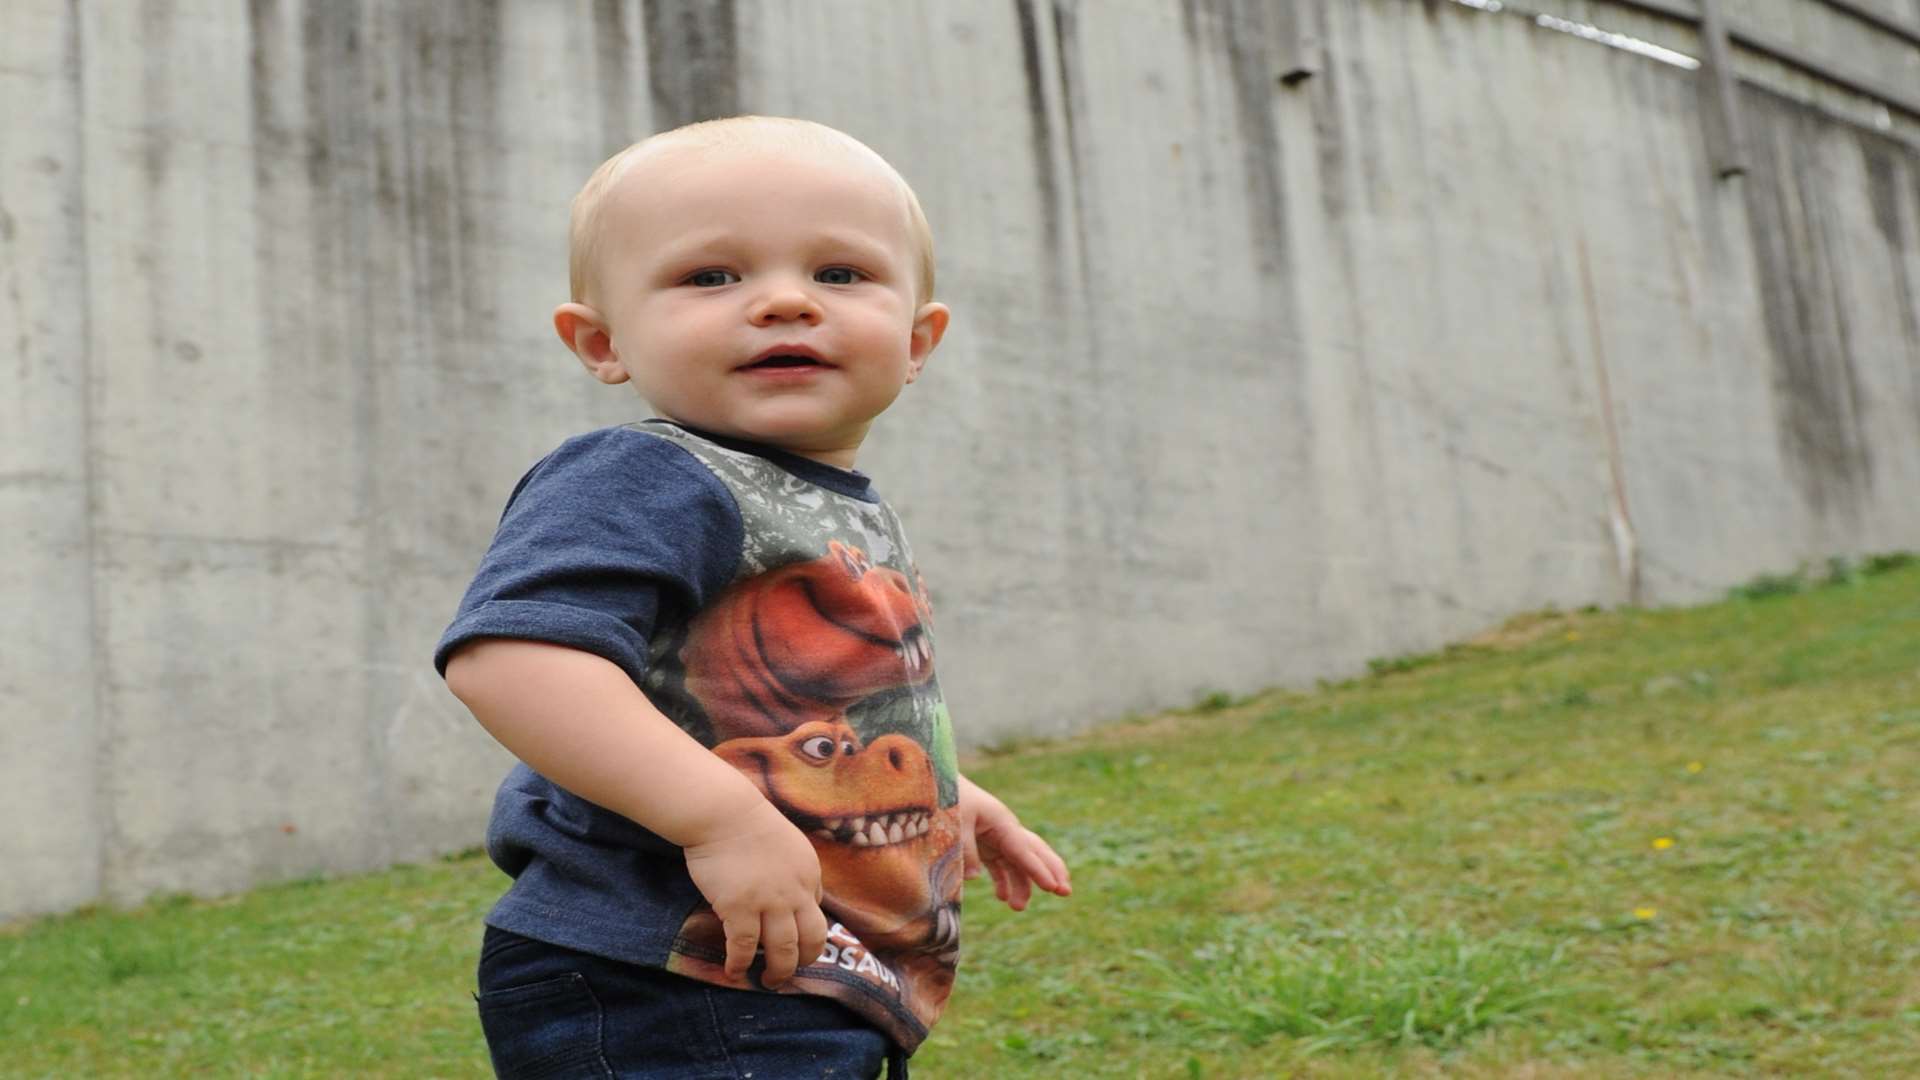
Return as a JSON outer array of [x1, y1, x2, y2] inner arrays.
[[567, 116, 936, 306]]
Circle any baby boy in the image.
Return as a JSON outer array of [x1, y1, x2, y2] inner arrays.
[[436, 116, 1070, 1077]]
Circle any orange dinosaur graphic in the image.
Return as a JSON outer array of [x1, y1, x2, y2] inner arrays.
[[714, 720, 963, 953], [683, 540, 935, 742], [672, 541, 960, 1030]]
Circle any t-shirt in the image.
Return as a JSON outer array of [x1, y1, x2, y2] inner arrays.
[[435, 420, 963, 1051]]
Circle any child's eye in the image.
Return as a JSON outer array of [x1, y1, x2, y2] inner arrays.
[[685, 269, 739, 287], [814, 267, 862, 285]]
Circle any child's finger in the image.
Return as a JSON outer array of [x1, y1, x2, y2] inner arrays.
[[987, 857, 1013, 904], [999, 860, 1035, 911], [1032, 836, 1072, 895], [1044, 864, 1071, 894], [722, 914, 761, 979], [1000, 831, 1069, 897], [982, 846, 1034, 910], [759, 910, 801, 987], [961, 823, 984, 880], [798, 903, 830, 971]]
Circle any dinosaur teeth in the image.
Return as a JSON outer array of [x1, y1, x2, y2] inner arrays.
[[897, 635, 932, 672], [821, 811, 935, 846]]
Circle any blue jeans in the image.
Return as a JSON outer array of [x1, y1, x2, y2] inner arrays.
[[475, 926, 905, 1079]]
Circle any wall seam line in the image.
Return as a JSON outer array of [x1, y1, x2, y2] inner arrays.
[[66, 0, 112, 906], [1576, 237, 1644, 605]]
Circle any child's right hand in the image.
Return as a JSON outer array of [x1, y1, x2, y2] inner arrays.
[[682, 800, 829, 988]]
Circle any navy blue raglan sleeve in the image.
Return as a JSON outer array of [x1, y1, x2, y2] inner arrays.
[[433, 427, 743, 686]]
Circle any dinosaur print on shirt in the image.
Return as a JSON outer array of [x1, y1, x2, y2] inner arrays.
[[641, 426, 963, 1046]]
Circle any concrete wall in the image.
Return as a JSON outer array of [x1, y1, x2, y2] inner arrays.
[[1514, 0, 1920, 142], [4, 0, 1918, 919]]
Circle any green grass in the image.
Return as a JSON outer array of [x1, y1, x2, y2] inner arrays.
[[6, 563, 1919, 1077]]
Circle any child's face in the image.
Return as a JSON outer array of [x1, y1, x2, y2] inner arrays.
[[566, 141, 947, 468]]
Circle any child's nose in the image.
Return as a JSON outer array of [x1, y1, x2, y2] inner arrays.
[[750, 283, 822, 325]]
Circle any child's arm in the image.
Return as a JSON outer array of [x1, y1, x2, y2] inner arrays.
[[955, 774, 1072, 910], [445, 638, 829, 987]]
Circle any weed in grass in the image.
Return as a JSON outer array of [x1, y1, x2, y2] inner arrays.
[[1135, 921, 1570, 1053], [1365, 643, 1490, 679], [1822, 555, 1863, 588], [1731, 570, 1806, 601], [1860, 551, 1915, 576], [98, 938, 185, 983], [1367, 651, 1441, 677], [1189, 689, 1239, 713], [1733, 551, 1917, 601]]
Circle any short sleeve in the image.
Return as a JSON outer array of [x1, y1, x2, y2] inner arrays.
[[433, 427, 743, 686]]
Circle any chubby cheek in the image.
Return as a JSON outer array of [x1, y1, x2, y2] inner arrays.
[[851, 313, 919, 364]]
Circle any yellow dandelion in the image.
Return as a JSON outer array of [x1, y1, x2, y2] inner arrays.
[[1652, 836, 1675, 850], [1633, 906, 1658, 920], [1565, 631, 1581, 642], [1686, 761, 1705, 774]]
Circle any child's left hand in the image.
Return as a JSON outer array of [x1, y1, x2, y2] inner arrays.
[[956, 774, 1072, 910]]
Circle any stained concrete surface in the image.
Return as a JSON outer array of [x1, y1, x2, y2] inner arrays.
[[3, 0, 1918, 918]]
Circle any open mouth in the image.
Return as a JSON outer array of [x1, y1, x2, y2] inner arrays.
[[799, 809, 934, 847], [744, 354, 825, 369], [742, 346, 831, 371]]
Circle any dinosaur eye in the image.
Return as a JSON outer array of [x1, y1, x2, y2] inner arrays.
[[800, 735, 837, 761], [841, 740, 858, 756]]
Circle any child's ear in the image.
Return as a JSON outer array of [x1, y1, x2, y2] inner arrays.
[[554, 303, 628, 384], [904, 302, 950, 384]]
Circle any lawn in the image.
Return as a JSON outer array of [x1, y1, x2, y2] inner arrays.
[[4, 560, 1917, 1077]]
